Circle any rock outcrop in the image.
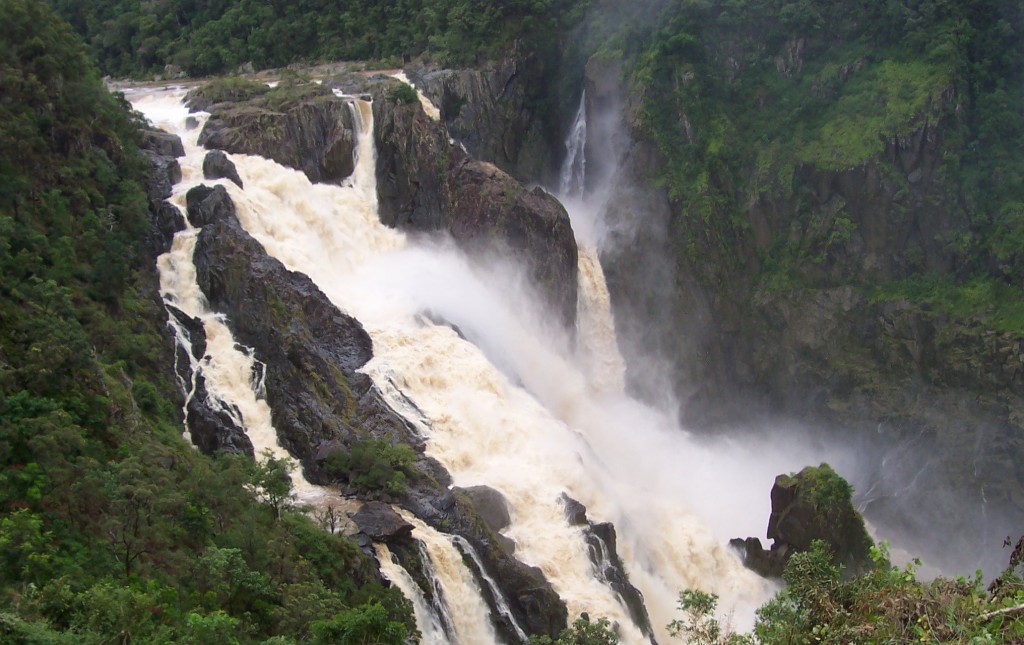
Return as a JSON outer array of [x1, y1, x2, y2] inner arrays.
[[374, 91, 578, 329], [191, 82, 356, 184], [559, 494, 655, 641], [139, 127, 185, 255], [202, 150, 244, 188], [404, 45, 563, 183], [732, 463, 874, 578]]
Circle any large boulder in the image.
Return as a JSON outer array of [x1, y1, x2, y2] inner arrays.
[[733, 463, 874, 578], [202, 150, 244, 188], [352, 502, 414, 542], [192, 81, 357, 184], [374, 92, 578, 329], [186, 184, 236, 228]]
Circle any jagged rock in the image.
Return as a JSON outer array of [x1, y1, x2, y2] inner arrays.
[[558, 494, 656, 641], [457, 485, 511, 532], [186, 184, 236, 228], [142, 150, 182, 201], [352, 502, 414, 542], [734, 463, 874, 579], [193, 82, 357, 184], [559, 492, 588, 526], [139, 128, 187, 255], [186, 373, 254, 456], [203, 150, 244, 188], [404, 45, 558, 183], [374, 95, 578, 329], [141, 129, 185, 158]]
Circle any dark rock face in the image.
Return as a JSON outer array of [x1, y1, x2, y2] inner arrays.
[[202, 150, 244, 188], [374, 96, 578, 329], [734, 464, 874, 579], [139, 129, 186, 255], [352, 502, 414, 542], [186, 373, 254, 456], [186, 184, 236, 228], [193, 85, 357, 184], [558, 494, 655, 641], [405, 46, 560, 183], [141, 129, 185, 158], [457, 485, 511, 532]]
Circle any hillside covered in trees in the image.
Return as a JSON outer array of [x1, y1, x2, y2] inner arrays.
[[0, 2, 411, 642]]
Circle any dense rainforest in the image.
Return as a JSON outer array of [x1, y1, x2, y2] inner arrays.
[[0, 1, 412, 642], [2, 0, 1023, 642]]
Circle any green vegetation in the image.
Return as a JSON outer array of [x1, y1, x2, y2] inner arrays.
[[583, 0, 1024, 319], [321, 439, 417, 496], [872, 274, 1024, 333], [675, 539, 1024, 644], [49, 0, 588, 77], [391, 82, 420, 106], [0, 2, 412, 641], [528, 615, 619, 644]]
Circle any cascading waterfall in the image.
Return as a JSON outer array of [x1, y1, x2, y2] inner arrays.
[[375, 544, 451, 644], [128, 84, 835, 645], [451, 535, 530, 642]]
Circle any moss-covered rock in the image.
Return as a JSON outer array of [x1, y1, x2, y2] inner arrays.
[[733, 463, 873, 578]]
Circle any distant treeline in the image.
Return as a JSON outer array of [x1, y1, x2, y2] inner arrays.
[[48, 0, 587, 77]]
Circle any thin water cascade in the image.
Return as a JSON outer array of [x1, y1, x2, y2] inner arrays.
[[130, 86, 804, 644], [559, 90, 588, 198], [375, 544, 450, 644], [451, 535, 530, 642], [131, 88, 335, 508], [392, 71, 442, 121]]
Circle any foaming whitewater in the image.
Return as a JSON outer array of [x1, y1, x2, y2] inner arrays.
[[128, 86, 844, 643], [130, 88, 330, 507]]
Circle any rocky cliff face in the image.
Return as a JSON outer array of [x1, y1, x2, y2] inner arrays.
[[582, 49, 1024, 571], [404, 44, 563, 184], [374, 88, 579, 330], [190, 83, 357, 184]]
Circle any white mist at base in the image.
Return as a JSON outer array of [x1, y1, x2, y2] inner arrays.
[[129, 87, 854, 644]]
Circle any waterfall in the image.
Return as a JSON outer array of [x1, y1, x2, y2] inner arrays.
[[451, 535, 530, 642], [559, 90, 587, 198], [131, 85, 794, 645], [375, 544, 451, 644]]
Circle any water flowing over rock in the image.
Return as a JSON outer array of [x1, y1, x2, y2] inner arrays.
[[191, 83, 356, 184]]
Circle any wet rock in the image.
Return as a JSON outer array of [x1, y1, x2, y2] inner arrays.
[[193, 82, 357, 184], [141, 129, 185, 157], [735, 463, 874, 579], [352, 501, 414, 542], [186, 184, 236, 228], [374, 96, 578, 329], [186, 373, 254, 456], [203, 150, 244, 188], [457, 485, 511, 532], [559, 492, 588, 526]]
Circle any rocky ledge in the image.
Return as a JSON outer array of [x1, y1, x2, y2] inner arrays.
[[732, 463, 874, 578]]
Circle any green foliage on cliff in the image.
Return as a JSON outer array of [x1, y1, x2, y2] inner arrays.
[[49, 0, 589, 77], [677, 540, 1024, 644], [322, 440, 417, 496], [0, 2, 413, 641], [608, 0, 1023, 297]]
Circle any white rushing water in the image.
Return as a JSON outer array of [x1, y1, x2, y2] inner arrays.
[[129, 85, 837, 644]]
